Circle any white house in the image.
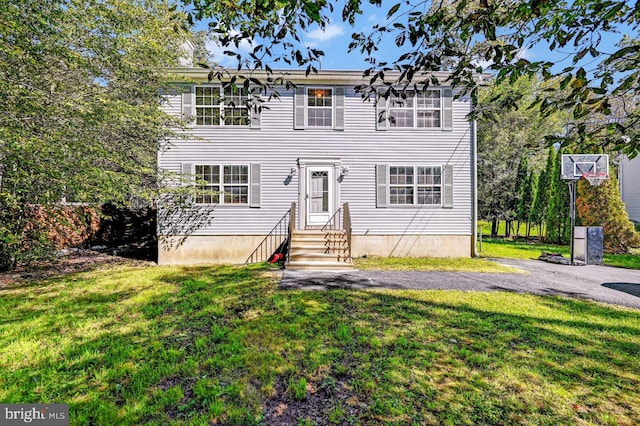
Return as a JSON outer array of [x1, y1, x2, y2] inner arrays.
[[619, 155, 640, 223], [158, 68, 480, 267]]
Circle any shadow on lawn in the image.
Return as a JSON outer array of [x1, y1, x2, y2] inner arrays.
[[259, 290, 640, 424], [2, 264, 640, 425]]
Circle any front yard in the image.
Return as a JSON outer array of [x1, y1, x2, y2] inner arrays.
[[2, 262, 640, 425]]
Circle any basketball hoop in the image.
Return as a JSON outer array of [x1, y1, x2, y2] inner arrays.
[[582, 172, 608, 187]]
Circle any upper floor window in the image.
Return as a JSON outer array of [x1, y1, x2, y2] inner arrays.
[[294, 86, 345, 130], [307, 88, 333, 127], [195, 86, 249, 126], [388, 89, 442, 128]]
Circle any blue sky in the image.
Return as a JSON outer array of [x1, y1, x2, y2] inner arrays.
[[198, 1, 632, 74]]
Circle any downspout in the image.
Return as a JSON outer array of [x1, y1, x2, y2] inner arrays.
[[471, 117, 478, 257], [615, 155, 624, 201]]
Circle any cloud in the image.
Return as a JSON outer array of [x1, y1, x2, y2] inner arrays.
[[518, 48, 534, 60], [205, 30, 253, 66], [473, 48, 535, 71], [306, 24, 345, 42]]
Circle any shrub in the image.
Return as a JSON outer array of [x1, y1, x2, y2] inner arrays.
[[577, 174, 640, 253]]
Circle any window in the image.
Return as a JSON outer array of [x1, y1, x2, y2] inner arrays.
[[307, 88, 332, 127], [223, 165, 248, 204], [294, 86, 344, 130], [389, 166, 441, 205], [388, 90, 441, 128], [195, 165, 249, 205], [195, 165, 220, 204], [195, 87, 220, 126], [195, 86, 249, 126]]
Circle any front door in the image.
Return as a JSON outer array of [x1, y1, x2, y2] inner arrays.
[[307, 166, 333, 226]]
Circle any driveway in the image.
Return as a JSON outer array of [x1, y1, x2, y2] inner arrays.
[[279, 258, 640, 309]]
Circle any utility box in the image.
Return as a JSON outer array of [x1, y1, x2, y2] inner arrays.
[[574, 226, 603, 265]]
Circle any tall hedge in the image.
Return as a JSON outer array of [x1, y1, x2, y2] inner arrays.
[[546, 149, 571, 244], [529, 149, 554, 236]]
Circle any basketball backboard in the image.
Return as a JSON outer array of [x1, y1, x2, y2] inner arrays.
[[561, 154, 609, 180]]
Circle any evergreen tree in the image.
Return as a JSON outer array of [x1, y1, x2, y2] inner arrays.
[[576, 173, 640, 253], [512, 155, 529, 237], [547, 149, 571, 244], [518, 171, 536, 238], [530, 149, 554, 238]]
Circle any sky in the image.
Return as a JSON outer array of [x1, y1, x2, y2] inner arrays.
[[196, 1, 634, 75]]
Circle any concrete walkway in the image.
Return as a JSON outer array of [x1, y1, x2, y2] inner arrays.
[[279, 258, 640, 309]]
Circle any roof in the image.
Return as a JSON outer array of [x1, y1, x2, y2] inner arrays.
[[164, 67, 491, 86]]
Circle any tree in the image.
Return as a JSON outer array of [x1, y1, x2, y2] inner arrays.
[[546, 149, 571, 244], [529, 148, 554, 238], [477, 76, 563, 237], [576, 173, 640, 254], [512, 155, 529, 237], [0, 0, 187, 269], [184, 0, 640, 156], [517, 170, 535, 238]]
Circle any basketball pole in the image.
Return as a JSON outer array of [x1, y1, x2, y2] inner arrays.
[[569, 180, 577, 265]]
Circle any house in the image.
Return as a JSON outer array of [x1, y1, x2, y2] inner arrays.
[[158, 68, 480, 268], [619, 155, 640, 223]]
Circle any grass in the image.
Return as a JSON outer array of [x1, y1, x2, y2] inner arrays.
[[354, 256, 523, 273], [2, 263, 640, 425], [604, 249, 640, 269], [479, 238, 640, 269], [478, 220, 543, 238], [478, 238, 570, 260]]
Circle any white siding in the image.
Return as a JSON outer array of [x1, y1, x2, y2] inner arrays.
[[159, 87, 474, 236], [620, 156, 640, 222]]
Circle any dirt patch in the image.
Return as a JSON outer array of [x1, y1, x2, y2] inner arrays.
[[262, 376, 366, 425], [0, 249, 154, 288], [156, 376, 204, 420]]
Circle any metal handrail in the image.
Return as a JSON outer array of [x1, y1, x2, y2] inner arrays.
[[287, 202, 296, 263], [343, 203, 352, 261], [245, 206, 291, 264], [321, 205, 342, 231], [320, 203, 352, 262]]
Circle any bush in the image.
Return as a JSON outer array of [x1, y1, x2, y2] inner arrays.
[[577, 174, 640, 253], [0, 202, 156, 271], [95, 203, 156, 248], [25, 205, 100, 249]]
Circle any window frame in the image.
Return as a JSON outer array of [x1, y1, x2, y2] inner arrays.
[[387, 89, 443, 129], [194, 164, 250, 206], [194, 85, 250, 127], [306, 87, 334, 128], [388, 165, 442, 206]]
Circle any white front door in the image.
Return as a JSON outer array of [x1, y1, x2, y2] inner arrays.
[[307, 166, 333, 226]]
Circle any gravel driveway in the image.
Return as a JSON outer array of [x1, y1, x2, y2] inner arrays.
[[280, 258, 640, 309]]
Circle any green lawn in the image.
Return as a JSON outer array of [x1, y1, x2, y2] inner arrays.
[[478, 238, 570, 260], [354, 256, 523, 273], [479, 238, 640, 269], [478, 220, 543, 238], [2, 264, 640, 425]]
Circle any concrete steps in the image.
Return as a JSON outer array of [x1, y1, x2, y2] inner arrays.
[[286, 229, 353, 271]]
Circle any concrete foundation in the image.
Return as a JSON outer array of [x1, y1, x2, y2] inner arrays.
[[158, 235, 268, 265], [351, 234, 472, 258], [158, 233, 472, 265]]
